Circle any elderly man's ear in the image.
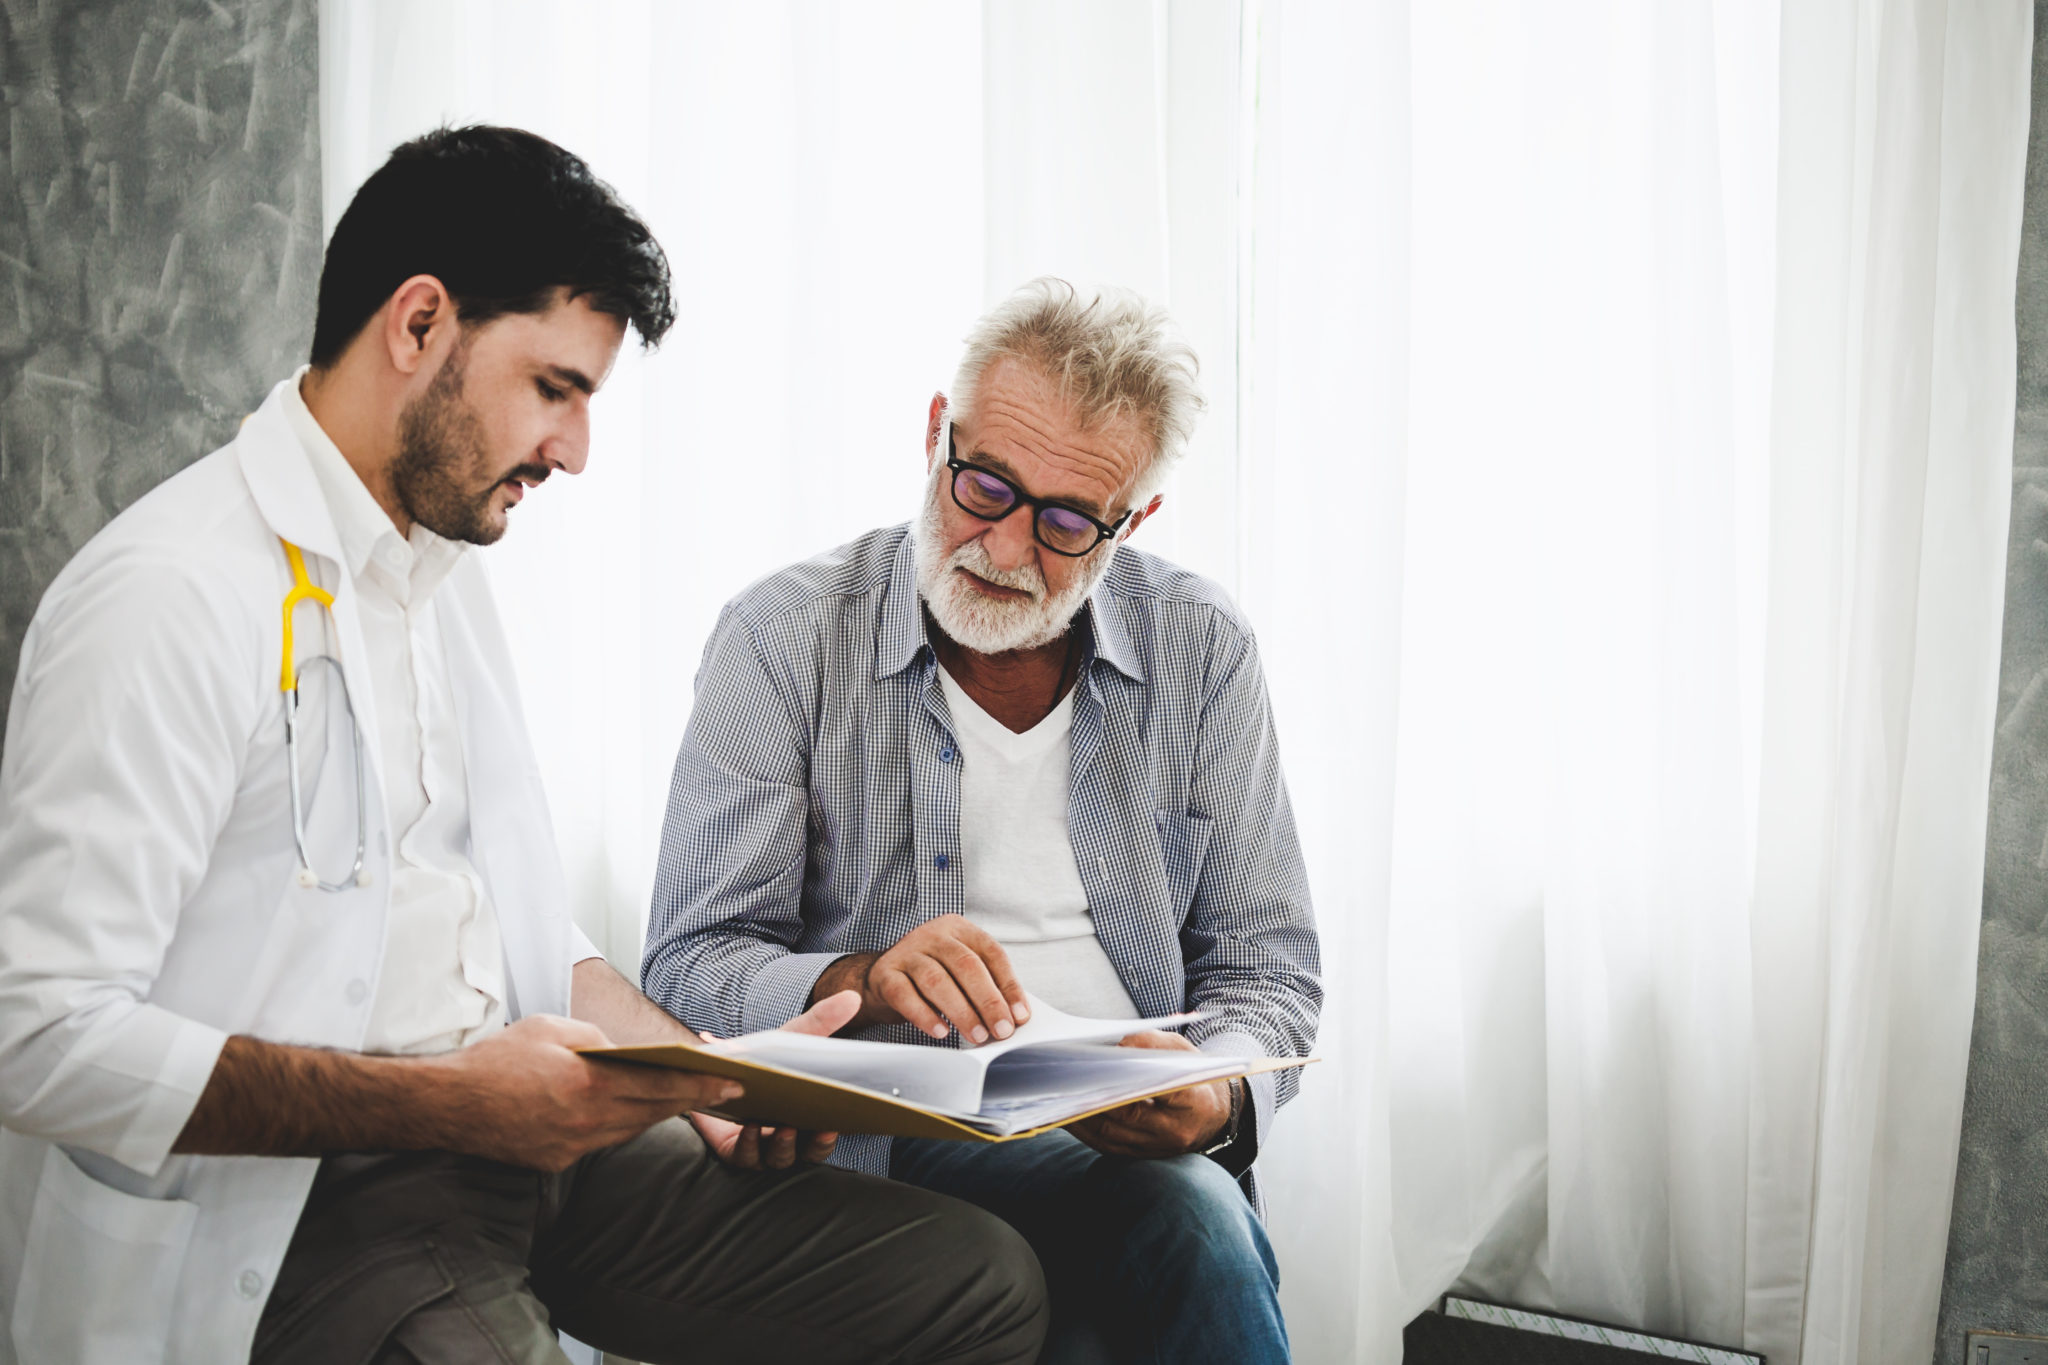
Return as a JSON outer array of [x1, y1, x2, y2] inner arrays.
[[925, 392, 948, 467], [1125, 494, 1165, 539]]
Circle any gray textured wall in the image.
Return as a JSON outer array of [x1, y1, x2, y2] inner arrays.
[[1935, 6, 2048, 1361], [0, 0, 321, 748]]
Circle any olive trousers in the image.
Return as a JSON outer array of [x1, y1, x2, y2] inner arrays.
[[249, 1119, 1048, 1365]]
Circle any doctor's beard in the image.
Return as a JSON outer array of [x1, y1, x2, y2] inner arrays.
[[392, 347, 547, 546], [912, 463, 1115, 655]]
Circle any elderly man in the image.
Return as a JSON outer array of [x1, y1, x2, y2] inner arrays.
[[644, 278, 1320, 1363]]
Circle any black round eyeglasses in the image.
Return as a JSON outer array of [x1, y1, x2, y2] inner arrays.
[[945, 431, 1132, 557]]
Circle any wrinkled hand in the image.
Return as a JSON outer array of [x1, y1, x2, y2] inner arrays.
[[1064, 1031, 1232, 1158], [687, 989, 861, 1170], [813, 914, 1031, 1045], [436, 1014, 744, 1172]]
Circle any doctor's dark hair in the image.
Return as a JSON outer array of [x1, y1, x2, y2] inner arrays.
[[309, 125, 675, 367]]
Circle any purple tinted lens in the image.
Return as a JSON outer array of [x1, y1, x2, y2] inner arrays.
[[1039, 506, 1097, 550], [957, 468, 1015, 514]]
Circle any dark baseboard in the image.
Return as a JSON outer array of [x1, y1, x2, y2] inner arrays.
[[1404, 1311, 1689, 1365]]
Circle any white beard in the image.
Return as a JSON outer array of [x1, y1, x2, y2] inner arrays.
[[912, 467, 1115, 655]]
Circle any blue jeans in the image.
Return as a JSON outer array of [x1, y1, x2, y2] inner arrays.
[[891, 1131, 1287, 1365]]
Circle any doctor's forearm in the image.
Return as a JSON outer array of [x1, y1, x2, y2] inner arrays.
[[172, 1016, 743, 1170], [571, 956, 699, 1045], [171, 967, 699, 1159], [171, 1035, 462, 1157]]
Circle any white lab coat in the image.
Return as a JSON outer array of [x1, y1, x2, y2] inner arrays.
[[0, 378, 596, 1364]]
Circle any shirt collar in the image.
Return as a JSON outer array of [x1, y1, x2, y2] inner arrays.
[[875, 532, 927, 679], [875, 526, 1146, 684], [282, 365, 466, 597], [1086, 582, 1145, 682]]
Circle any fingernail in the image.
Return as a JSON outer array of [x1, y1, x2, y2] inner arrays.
[[993, 1019, 1013, 1038], [931, 1024, 950, 1039], [970, 1025, 988, 1044], [721, 1084, 743, 1100], [1015, 1004, 1031, 1021]]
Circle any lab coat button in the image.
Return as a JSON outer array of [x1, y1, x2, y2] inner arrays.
[[345, 979, 369, 1006], [236, 1269, 265, 1299]]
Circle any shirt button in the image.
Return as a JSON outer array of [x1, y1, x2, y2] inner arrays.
[[939, 745, 956, 763], [933, 853, 950, 870], [345, 979, 369, 1005], [237, 1269, 265, 1299]]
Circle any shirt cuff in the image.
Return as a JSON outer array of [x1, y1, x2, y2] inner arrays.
[[741, 952, 848, 1035], [568, 924, 604, 966]]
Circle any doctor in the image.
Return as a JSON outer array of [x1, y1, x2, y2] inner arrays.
[[0, 126, 1044, 1365]]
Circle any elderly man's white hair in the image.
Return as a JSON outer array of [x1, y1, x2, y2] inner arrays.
[[948, 278, 1205, 496]]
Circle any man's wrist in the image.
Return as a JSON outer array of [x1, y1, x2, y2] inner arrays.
[[1199, 1078, 1245, 1156], [812, 952, 878, 1019], [404, 1051, 476, 1152]]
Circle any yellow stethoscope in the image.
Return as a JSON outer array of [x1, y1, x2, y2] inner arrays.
[[279, 538, 370, 891]]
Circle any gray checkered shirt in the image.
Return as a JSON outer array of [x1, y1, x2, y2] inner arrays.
[[643, 525, 1321, 1187]]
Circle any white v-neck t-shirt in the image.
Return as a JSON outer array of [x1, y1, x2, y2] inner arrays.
[[937, 665, 1140, 1021]]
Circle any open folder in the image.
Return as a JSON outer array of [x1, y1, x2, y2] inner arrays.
[[579, 996, 1312, 1142]]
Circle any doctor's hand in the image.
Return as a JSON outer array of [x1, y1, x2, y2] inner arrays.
[[1064, 1031, 1232, 1159], [811, 914, 1031, 1046], [435, 1014, 744, 1172], [686, 989, 859, 1170]]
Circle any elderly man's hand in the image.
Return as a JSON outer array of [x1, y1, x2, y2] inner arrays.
[[687, 989, 860, 1170], [812, 914, 1031, 1045], [1064, 1031, 1234, 1159]]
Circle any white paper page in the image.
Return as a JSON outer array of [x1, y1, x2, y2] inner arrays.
[[972, 993, 1204, 1060], [975, 1042, 1250, 1134], [700, 994, 1206, 1118]]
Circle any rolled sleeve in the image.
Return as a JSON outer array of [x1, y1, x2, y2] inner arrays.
[[87, 1005, 229, 1176], [741, 951, 847, 1035]]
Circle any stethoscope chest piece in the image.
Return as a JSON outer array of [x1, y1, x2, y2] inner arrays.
[[294, 865, 373, 890]]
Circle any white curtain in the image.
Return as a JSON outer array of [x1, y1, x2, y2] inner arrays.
[[1745, 2, 2029, 1360], [318, 3, 2031, 1362], [321, 0, 987, 965]]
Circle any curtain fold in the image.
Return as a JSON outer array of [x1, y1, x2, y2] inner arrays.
[[317, 3, 2031, 1360], [1745, 3, 2029, 1362]]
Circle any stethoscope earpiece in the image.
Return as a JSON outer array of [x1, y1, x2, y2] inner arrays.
[[295, 866, 318, 889]]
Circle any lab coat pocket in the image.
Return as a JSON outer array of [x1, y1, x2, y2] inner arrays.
[[10, 1144, 198, 1365], [1155, 810, 1213, 921]]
